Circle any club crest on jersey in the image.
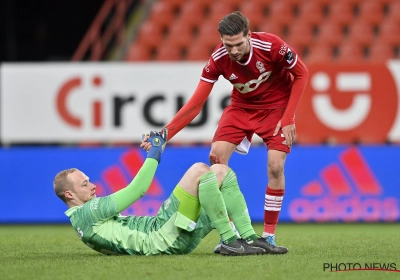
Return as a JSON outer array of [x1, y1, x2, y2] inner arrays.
[[256, 61, 266, 73]]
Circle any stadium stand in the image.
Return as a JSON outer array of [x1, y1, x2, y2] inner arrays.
[[326, 0, 355, 26], [146, 0, 176, 31], [155, 40, 183, 61], [75, 0, 400, 63], [305, 44, 335, 64], [296, 0, 327, 26], [336, 42, 365, 63], [378, 19, 400, 46], [134, 20, 164, 50], [165, 21, 194, 50], [356, 0, 386, 25], [126, 43, 152, 61], [177, 1, 207, 29], [388, 0, 400, 23], [285, 21, 315, 51], [367, 42, 396, 62], [316, 21, 344, 47], [346, 20, 376, 47], [238, 1, 266, 28]]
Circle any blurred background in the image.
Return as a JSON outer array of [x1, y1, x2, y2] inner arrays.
[[0, 0, 399, 223]]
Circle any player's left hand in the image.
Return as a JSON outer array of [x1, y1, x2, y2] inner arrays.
[[273, 121, 296, 148]]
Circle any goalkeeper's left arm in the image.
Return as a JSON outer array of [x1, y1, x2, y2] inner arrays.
[[110, 132, 165, 212]]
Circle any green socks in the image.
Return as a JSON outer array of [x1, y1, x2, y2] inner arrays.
[[198, 172, 238, 244], [220, 168, 258, 241]]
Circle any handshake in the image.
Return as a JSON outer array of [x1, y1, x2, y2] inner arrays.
[[140, 128, 168, 163]]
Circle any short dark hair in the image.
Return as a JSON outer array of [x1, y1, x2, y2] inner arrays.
[[218, 11, 250, 37]]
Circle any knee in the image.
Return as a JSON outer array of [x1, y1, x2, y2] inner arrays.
[[210, 164, 230, 181], [268, 162, 284, 179], [209, 153, 220, 165], [189, 162, 211, 177]]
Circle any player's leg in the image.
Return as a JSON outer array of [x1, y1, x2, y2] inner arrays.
[[216, 165, 286, 254], [209, 105, 251, 253], [177, 162, 265, 256], [256, 109, 289, 253], [264, 149, 288, 252], [209, 105, 250, 165]]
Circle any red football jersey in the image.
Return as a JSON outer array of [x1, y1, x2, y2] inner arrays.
[[201, 32, 298, 109]]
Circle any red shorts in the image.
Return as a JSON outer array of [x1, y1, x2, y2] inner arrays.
[[212, 105, 290, 153]]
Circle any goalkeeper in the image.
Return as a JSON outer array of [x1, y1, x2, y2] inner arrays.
[[53, 130, 281, 256]]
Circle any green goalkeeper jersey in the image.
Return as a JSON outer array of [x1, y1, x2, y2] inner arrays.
[[65, 158, 213, 255]]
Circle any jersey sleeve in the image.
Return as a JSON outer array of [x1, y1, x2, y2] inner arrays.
[[165, 80, 214, 140], [269, 34, 299, 70], [268, 34, 309, 127], [281, 58, 309, 127], [75, 159, 159, 224], [200, 58, 220, 83], [111, 158, 158, 212]]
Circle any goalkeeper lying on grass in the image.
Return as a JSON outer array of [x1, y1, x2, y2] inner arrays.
[[53, 130, 284, 256]]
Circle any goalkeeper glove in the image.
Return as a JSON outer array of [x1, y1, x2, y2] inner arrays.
[[143, 130, 166, 163]]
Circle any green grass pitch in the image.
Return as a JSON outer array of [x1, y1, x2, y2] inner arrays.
[[0, 223, 399, 280]]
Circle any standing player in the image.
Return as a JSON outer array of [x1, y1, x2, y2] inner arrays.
[[154, 11, 309, 253]]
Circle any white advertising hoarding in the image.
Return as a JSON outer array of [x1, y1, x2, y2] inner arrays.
[[1, 63, 232, 143], [2, 61, 400, 144]]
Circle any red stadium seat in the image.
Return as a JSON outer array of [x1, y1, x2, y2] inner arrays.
[[155, 41, 183, 61], [278, 0, 302, 7], [305, 44, 334, 64], [357, 0, 385, 25], [387, 0, 400, 23], [347, 21, 375, 46], [207, 1, 237, 25], [238, 1, 265, 28], [126, 43, 152, 61], [177, 1, 206, 29], [165, 21, 194, 49], [196, 21, 221, 48], [266, 1, 296, 27], [367, 43, 395, 62], [147, 1, 176, 30], [135, 20, 164, 50], [316, 21, 344, 47], [336, 43, 364, 63], [186, 40, 214, 61], [326, 1, 355, 25], [157, 0, 183, 11], [296, 1, 326, 25], [257, 20, 285, 38], [285, 21, 315, 49], [378, 20, 400, 46]]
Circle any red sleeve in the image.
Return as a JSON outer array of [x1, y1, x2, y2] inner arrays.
[[281, 57, 309, 127], [165, 80, 214, 140]]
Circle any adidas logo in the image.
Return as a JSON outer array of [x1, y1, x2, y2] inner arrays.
[[93, 149, 165, 216], [229, 73, 238, 80], [289, 147, 398, 222]]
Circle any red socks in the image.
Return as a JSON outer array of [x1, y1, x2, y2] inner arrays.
[[263, 186, 285, 236]]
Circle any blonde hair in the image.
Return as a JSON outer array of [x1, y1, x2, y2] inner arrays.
[[53, 168, 78, 203]]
